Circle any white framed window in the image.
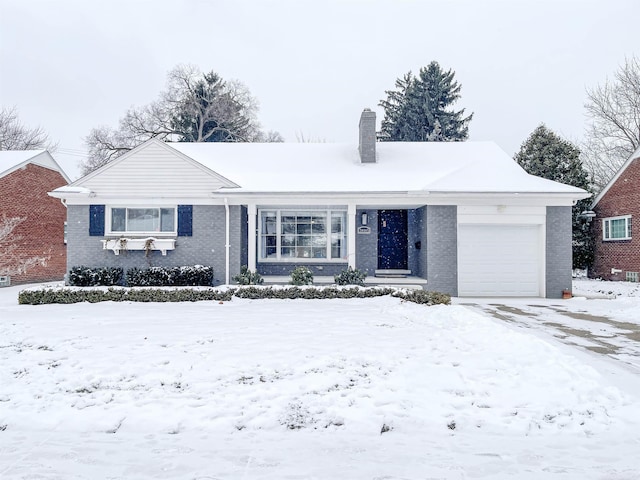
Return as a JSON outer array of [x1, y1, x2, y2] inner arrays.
[[259, 209, 347, 261], [603, 215, 632, 241], [107, 207, 176, 235]]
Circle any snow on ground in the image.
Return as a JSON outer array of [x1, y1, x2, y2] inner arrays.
[[1, 282, 640, 479], [573, 278, 640, 299]]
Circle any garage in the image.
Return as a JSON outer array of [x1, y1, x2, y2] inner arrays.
[[458, 224, 542, 297]]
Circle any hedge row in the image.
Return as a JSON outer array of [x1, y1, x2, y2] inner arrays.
[[68, 265, 214, 287], [18, 286, 451, 306]]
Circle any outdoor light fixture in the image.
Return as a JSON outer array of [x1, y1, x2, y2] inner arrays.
[[361, 212, 368, 226], [578, 210, 596, 222]]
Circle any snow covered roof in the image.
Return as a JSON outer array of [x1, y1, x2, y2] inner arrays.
[[0, 149, 70, 182], [166, 141, 587, 195]]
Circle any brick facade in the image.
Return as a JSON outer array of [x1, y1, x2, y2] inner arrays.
[[591, 157, 640, 281], [0, 164, 68, 284], [66, 205, 243, 286], [546, 206, 573, 297]]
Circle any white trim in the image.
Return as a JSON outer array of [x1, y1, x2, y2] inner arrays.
[[602, 215, 632, 241], [247, 203, 257, 272], [52, 191, 586, 207], [457, 205, 546, 225], [224, 198, 230, 285], [101, 237, 176, 256], [347, 203, 356, 268], [0, 150, 71, 183]]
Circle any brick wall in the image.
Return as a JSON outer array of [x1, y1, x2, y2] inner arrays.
[[0, 164, 67, 284], [66, 204, 242, 286], [426, 205, 457, 296], [591, 157, 640, 280], [546, 206, 572, 298]]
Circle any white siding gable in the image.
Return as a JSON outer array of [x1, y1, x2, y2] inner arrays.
[[77, 140, 237, 198]]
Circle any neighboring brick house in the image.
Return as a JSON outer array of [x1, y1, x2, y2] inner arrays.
[[0, 150, 70, 285], [590, 146, 640, 282]]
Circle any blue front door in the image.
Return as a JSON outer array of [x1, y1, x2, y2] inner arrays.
[[377, 210, 408, 270]]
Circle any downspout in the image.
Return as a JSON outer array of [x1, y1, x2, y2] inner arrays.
[[224, 197, 230, 285]]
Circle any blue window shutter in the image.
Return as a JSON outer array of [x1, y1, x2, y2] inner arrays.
[[177, 205, 193, 236], [89, 205, 105, 236]]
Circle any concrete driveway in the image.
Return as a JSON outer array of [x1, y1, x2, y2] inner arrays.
[[457, 298, 640, 373]]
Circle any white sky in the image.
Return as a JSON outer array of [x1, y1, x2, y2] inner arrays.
[[1, 0, 638, 180]]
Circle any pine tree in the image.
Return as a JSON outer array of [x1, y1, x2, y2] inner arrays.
[[515, 125, 594, 269], [379, 62, 473, 142]]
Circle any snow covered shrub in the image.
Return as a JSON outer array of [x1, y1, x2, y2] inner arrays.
[[126, 267, 168, 286], [391, 289, 450, 305], [68, 266, 124, 286], [168, 265, 214, 286], [233, 265, 264, 285], [19, 284, 450, 305], [334, 266, 366, 286], [289, 266, 313, 286], [19, 287, 233, 305], [126, 266, 213, 286]]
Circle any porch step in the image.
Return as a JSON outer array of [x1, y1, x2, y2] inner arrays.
[[374, 269, 412, 278]]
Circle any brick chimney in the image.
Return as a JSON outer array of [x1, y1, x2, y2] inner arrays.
[[358, 108, 376, 163]]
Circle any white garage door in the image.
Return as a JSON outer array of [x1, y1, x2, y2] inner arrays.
[[458, 224, 541, 297]]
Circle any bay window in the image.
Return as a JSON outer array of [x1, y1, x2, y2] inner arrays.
[[259, 209, 347, 261]]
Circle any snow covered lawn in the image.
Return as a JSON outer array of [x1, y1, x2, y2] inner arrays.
[[1, 283, 640, 479]]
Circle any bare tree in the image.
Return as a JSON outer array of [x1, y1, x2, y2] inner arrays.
[[0, 216, 48, 276], [0, 107, 56, 151], [295, 131, 326, 143], [583, 55, 640, 191], [260, 130, 285, 143], [82, 64, 276, 175]]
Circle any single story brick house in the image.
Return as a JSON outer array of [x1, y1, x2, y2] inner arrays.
[[590, 145, 640, 282], [1, 150, 70, 285], [49, 110, 589, 297]]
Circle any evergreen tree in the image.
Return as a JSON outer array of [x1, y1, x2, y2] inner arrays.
[[515, 125, 593, 269], [379, 62, 473, 142]]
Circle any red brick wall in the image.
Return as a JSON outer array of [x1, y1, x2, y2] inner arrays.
[[0, 164, 68, 284], [591, 157, 640, 280]]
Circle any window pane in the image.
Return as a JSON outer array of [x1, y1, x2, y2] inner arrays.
[[628, 217, 633, 238], [296, 222, 311, 234], [281, 234, 295, 247], [611, 218, 626, 238], [298, 235, 311, 246], [160, 208, 175, 232], [281, 222, 295, 234], [331, 236, 344, 259], [331, 213, 345, 233], [111, 208, 126, 232], [262, 235, 277, 259], [262, 213, 277, 234], [128, 208, 159, 232]]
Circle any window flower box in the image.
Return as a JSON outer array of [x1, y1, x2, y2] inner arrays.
[[101, 237, 176, 256]]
